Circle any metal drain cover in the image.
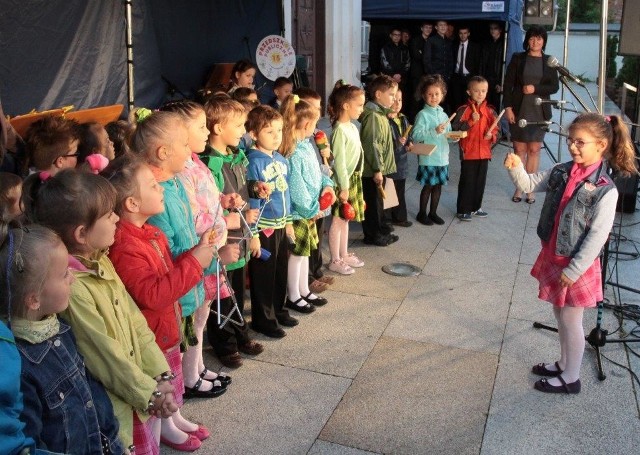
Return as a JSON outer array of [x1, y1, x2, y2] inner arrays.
[[381, 263, 421, 277]]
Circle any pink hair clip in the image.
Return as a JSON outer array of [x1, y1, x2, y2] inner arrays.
[[604, 115, 611, 123], [39, 171, 52, 182], [85, 154, 109, 174]]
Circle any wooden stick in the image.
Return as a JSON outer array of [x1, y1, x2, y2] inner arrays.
[[487, 108, 506, 134], [442, 112, 457, 126], [401, 124, 413, 140]]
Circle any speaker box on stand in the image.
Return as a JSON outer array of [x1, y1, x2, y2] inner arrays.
[[619, 1, 640, 57]]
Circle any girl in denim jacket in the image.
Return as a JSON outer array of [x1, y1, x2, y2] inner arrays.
[[0, 222, 124, 454], [505, 113, 637, 394]]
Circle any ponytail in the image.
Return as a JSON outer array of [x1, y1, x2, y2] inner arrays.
[[607, 115, 638, 177]]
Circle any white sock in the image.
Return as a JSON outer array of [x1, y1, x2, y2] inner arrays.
[[287, 254, 303, 302]]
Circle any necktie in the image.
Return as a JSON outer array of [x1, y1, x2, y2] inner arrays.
[[458, 43, 465, 76]]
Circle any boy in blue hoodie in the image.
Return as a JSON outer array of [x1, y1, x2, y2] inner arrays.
[[245, 106, 297, 338]]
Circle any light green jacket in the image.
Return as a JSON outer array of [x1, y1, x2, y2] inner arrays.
[[330, 121, 363, 190], [359, 101, 396, 177], [62, 252, 169, 447]]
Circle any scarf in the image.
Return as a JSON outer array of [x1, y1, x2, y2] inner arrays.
[[201, 145, 248, 191], [11, 314, 60, 344]]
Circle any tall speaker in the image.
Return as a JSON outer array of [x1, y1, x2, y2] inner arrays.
[[619, 1, 640, 56]]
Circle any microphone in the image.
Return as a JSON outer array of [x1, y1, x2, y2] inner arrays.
[[518, 119, 552, 128], [534, 97, 568, 107], [547, 56, 585, 87], [540, 126, 569, 137]]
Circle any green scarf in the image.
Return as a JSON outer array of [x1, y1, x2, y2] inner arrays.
[[11, 314, 60, 344], [201, 145, 248, 192]]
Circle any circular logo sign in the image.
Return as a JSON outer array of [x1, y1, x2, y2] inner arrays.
[[255, 35, 296, 81]]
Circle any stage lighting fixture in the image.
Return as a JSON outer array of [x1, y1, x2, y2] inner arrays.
[[523, 0, 556, 25]]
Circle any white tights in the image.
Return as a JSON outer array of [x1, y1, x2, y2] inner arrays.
[[160, 410, 198, 443], [182, 303, 213, 392], [329, 217, 349, 262], [287, 254, 312, 303], [547, 305, 585, 384]]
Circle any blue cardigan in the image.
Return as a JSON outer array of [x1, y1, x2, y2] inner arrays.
[[148, 176, 217, 316], [287, 138, 334, 220]]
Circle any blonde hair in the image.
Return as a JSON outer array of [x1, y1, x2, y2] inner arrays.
[[128, 109, 185, 166], [279, 95, 320, 158]]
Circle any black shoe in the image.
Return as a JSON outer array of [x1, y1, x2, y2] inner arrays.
[[416, 213, 433, 226], [252, 324, 287, 338], [386, 234, 399, 245], [302, 292, 328, 306], [184, 378, 227, 399], [428, 213, 445, 225], [200, 367, 232, 386], [534, 376, 581, 394], [277, 315, 299, 327], [285, 297, 316, 314], [392, 220, 413, 227]]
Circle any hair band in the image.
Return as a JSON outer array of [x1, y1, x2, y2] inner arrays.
[[293, 94, 300, 104], [85, 154, 109, 174], [135, 107, 153, 123]]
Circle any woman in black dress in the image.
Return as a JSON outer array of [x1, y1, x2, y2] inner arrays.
[[503, 26, 559, 203]]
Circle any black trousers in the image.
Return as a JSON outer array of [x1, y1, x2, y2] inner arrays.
[[457, 159, 489, 214], [450, 73, 470, 112], [206, 267, 250, 356], [248, 227, 290, 332], [361, 175, 386, 241], [308, 217, 324, 283]]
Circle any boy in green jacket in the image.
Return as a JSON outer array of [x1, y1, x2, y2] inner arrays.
[[359, 75, 399, 246]]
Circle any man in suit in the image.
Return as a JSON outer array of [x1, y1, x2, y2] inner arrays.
[[450, 25, 482, 111]]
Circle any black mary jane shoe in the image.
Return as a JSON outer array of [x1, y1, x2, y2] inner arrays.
[[531, 361, 563, 377], [286, 297, 316, 314], [534, 376, 581, 394], [302, 292, 328, 306], [200, 367, 232, 386], [184, 378, 227, 399]]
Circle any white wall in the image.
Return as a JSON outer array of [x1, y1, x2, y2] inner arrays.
[[545, 32, 623, 81]]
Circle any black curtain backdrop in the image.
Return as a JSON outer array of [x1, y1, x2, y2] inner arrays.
[[0, 0, 280, 116]]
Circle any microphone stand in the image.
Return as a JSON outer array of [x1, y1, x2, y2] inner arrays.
[[559, 75, 596, 113]]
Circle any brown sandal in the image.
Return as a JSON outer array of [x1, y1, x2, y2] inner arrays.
[[309, 280, 329, 294]]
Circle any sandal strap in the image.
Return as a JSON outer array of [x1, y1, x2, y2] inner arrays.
[[192, 377, 203, 391], [557, 375, 570, 393], [554, 361, 563, 373], [199, 368, 209, 379]]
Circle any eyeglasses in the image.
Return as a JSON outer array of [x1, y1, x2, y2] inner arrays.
[[52, 152, 79, 165], [566, 138, 597, 149]]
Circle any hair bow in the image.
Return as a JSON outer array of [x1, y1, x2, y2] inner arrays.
[[85, 154, 110, 174], [293, 94, 300, 104]]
